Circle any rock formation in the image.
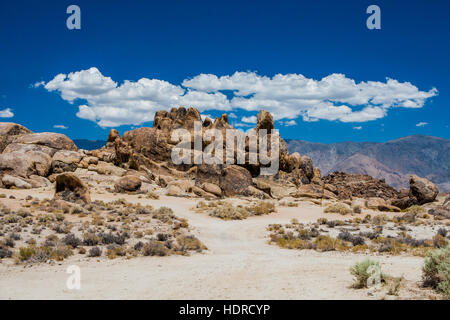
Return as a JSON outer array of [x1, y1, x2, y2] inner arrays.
[[0, 107, 442, 209]]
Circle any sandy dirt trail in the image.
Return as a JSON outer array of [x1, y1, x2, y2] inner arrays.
[[0, 191, 430, 299]]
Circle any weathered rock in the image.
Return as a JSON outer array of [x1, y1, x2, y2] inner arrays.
[[1, 174, 31, 189], [282, 152, 301, 173], [324, 183, 337, 194], [201, 182, 222, 197], [107, 129, 120, 143], [255, 110, 274, 131], [351, 198, 366, 211], [28, 175, 52, 188], [122, 127, 173, 163], [409, 174, 439, 204], [12, 132, 77, 151], [322, 172, 399, 200], [390, 196, 418, 210], [219, 165, 253, 197], [88, 161, 126, 176], [166, 184, 184, 197], [191, 185, 217, 199], [0, 122, 32, 152], [157, 175, 174, 188], [245, 186, 271, 199], [195, 164, 222, 186], [3, 142, 56, 157], [428, 207, 450, 219], [270, 185, 297, 199], [253, 178, 272, 194], [114, 175, 142, 193], [311, 167, 323, 185], [299, 156, 314, 180], [168, 179, 194, 192], [365, 197, 401, 211], [51, 150, 83, 174], [293, 184, 336, 199], [0, 150, 51, 178], [54, 173, 90, 204], [83, 156, 98, 165]]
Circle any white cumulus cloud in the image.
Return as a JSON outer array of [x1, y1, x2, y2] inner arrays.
[[416, 122, 428, 127], [53, 124, 68, 129], [0, 108, 14, 118], [353, 126, 362, 130], [40, 68, 437, 127], [241, 115, 257, 124]]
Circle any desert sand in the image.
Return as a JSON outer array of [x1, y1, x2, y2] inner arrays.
[[0, 189, 436, 300]]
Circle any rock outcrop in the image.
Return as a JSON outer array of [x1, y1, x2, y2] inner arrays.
[[54, 173, 90, 204], [114, 175, 142, 193], [409, 174, 439, 204], [2, 108, 442, 204], [390, 175, 439, 209], [0, 122, 32, 152], [0, 123, 81, 187], [322, 172, 399, 200]]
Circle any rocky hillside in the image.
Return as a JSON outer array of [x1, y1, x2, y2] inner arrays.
[[287, 135, 450, 191]]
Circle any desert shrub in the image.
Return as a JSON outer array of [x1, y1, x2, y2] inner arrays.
[[350, 259, 385, 289], [51, 244, 73, 261], [146, 192, 159, 200], [142, 240, 169, 256], [376, 237, 407, 255], [353, 206, 362, 214], [394, 212, 416, 224], [106, 245, 126, 259], [313, 235, 348, 252], [437, 228, 448, 238], [0, 194, 6, 199], [0, 248, 13, 258], [156, 233, 170, 241], [9, 232, 21, 241], [247, 201, 276, 216], [210, 206, 249, 220], [422, 245, 450, 299], [19, 246, 36, 261], [82, 232, 100, 246], [433, 235, 449, 249], [358, 231, 378, 240], [387, 277, 403, 296], [134, 241, 144, 251], [31, 247, 52, 262], [338, 231, 365, 246], [176, 235, 206, 252], [152, 207, 175, 223], [324, 203, 352, 215], [5, 214, 20, 224], [63, 233, 82, 248], [275, 237, 310, 250], [136, 207, 153, 215], [372, 214, 389, 225], [406, 205, 426, 215], [88, 246, 102, 257]]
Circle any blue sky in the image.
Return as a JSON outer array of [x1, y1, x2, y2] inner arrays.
[[0, 0, 448, 143]]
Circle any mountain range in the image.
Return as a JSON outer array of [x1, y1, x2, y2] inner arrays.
[[286, 135, 450, 192]]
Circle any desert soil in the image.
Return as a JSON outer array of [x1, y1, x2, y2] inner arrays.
[[0, 189, 437, 300]]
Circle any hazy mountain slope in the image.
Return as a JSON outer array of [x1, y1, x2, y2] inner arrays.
[[287, 135, 450, 191], [330, 153, 408, 188], [73, 139, 106, 150]]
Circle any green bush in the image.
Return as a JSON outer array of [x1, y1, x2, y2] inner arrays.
[[422, 245, 450, 299], [350, 259, 385, 289]]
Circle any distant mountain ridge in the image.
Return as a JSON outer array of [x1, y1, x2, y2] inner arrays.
[[287, 135, 450, 192], [73, 139, 106, 150]]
